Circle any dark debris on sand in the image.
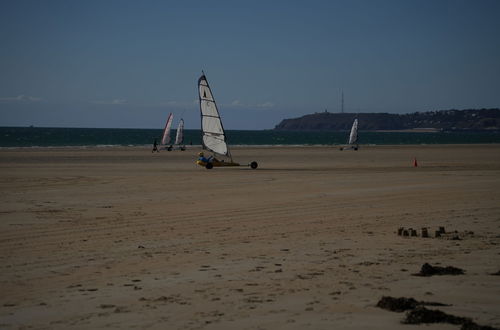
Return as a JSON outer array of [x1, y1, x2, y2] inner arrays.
[[413, 263, 465, 276], [377, 297, 499, 330], [376, 296, 449, 312], [404, 306, 469, 325], [404, 307, 499, 330]]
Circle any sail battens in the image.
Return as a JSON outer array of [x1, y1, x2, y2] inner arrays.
[[198, 74, 229, 157]]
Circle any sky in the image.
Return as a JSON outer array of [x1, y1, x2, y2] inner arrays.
[[1, 0, 499, 129]]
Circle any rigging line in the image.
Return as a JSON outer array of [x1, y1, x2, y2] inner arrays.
[[179, 109, 186, 119]]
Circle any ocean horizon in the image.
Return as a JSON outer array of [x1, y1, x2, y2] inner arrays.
[[1, 126, 499, 148]]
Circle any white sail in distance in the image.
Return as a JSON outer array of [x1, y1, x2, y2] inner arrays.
[[348, 118, 358, 145], [198, 74, 229, 156], [175, 119, 184, 145], [161, 113, 174, 145]]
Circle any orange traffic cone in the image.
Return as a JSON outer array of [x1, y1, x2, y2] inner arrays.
[[413, 158, 418, 167]]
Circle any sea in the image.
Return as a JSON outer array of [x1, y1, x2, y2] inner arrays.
[[1, 127, 499, 148]]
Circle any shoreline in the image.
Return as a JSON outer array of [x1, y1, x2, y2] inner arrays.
[[1, 142, 500, 150]]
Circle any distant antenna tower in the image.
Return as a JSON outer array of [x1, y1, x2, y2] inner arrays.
[[341, 90, 344, 113]]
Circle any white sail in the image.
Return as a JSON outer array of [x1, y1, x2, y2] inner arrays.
[[161, 113, 173, 145], [348, 118, 358, 145], [198, 74, 229, 156], [175, 119, 184, 145]]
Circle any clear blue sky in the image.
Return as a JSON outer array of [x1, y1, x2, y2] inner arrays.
[[1, 0, 499, 129]]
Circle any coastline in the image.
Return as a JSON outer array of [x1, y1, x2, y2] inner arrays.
[[370, 128, 442, 132], [1, 145, 499, 329]]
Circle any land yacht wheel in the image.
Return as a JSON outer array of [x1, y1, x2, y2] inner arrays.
[[205, 162, 214, 169], [250, 161, 258, 169]]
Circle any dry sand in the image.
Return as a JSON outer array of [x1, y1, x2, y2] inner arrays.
[[1, 145, 499, 329]]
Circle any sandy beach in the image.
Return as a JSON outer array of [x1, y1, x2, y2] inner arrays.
[[1, 144, 499, 329]]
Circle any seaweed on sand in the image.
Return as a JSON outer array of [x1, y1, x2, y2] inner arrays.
[[404, 306, 470, 325], [377, 297, 499, 329], [404, 307, 499, 330], [413, 263, 465, 276], [376, 296, 449, 312]]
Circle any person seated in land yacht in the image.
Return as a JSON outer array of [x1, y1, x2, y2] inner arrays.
[[198, 152, 219, 163]]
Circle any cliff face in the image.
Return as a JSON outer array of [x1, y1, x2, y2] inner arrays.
[[273, 109, 500, 131]]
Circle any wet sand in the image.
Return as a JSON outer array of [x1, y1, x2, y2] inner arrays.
[[1, 145, 499, 329]]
